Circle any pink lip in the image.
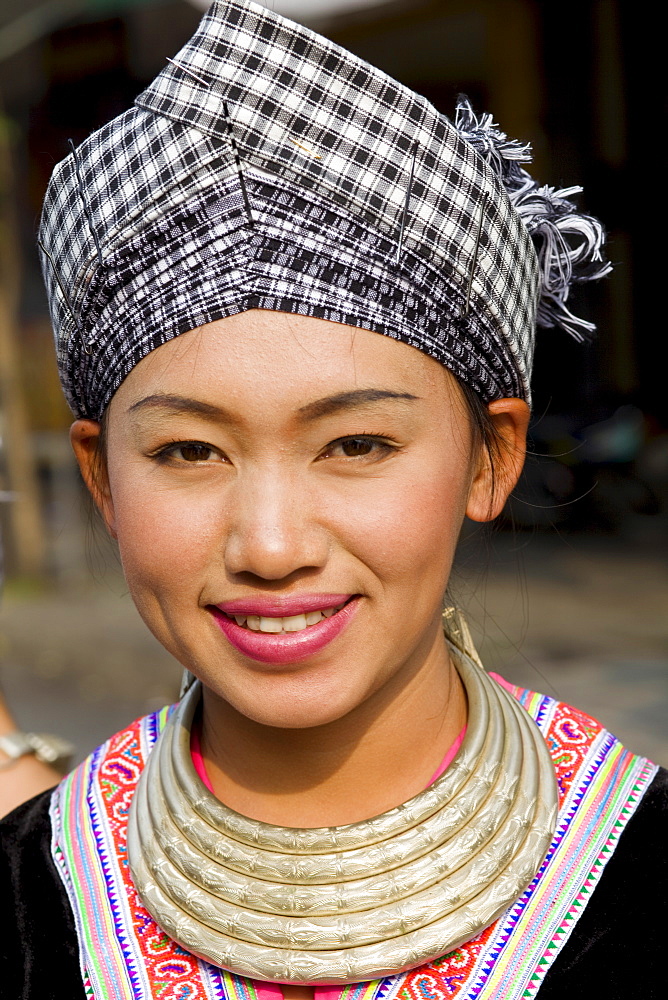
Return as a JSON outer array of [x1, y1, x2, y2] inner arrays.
[[209, 596, 359, 665], [215, 593, 353, 617]]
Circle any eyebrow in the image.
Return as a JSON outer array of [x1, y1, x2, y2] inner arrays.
[[128, 394, 232, 418], [127, 389, 419, 422], [297, 389, 420, 421]]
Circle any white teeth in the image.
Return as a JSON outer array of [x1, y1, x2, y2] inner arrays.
[[259, 616, 283, 633], [282, 614, 307, 632], [230, 601, 348, 634]]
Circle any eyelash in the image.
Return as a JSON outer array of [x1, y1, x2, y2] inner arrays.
[[150, 434, 399, 465], [150, 440, 224, 464], [318, 434, 399, 461]]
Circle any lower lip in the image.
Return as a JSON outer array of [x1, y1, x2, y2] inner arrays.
[[209, 599, 359, 665]]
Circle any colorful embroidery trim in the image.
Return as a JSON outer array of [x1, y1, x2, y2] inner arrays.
[[50, 682, 657, 1000]]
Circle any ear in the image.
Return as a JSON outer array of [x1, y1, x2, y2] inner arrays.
[[70, 419, 117, 538], [465, 398, 530, 523]]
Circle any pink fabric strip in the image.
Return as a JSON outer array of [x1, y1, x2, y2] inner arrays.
[[191, 725, 211, 789], [254, 987, 284, 1000], [190, 721, 467, 999], [489, 671, 515, 693], [428, 726, 465, 782], [254, 987, 345, 1000]]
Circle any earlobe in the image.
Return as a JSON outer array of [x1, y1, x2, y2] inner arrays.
[[465, 398, 530, 523], [69, 419, 117, 537]]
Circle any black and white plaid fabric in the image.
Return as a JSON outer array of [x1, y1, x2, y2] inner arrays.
[[39, 0, 540, 420]]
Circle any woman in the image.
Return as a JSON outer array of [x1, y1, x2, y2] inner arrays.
[[1, 2, 665, 998]]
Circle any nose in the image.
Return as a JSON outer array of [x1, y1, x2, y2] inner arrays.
[[223, 466, 329, 581]]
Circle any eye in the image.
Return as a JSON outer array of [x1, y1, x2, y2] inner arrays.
[[339, 438, 376, 457], [153, 441, 225, 464], [177, 443, 218, 462], [320, 435, 397, 461]]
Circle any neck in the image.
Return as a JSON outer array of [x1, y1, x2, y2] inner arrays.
[[199, 626, 467, 827]]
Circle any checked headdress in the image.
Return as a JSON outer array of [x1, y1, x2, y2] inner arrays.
[[39, 0, 609, 419]]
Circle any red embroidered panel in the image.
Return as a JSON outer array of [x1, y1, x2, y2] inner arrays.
[[98, 716, 212, 998]]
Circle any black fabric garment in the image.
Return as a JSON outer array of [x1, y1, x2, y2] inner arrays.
[[538, 764, 668, 998], [1, 769, 667, 1000], [0, 786, 85, 1000]]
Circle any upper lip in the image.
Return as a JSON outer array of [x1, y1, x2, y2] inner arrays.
[[213, 594, 354, 617]]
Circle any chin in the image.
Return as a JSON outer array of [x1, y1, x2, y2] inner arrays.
[[209, 670, 373, 731], [251, 691, 365, 730]]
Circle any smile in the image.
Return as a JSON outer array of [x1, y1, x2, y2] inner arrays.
[[208, 596, 358, 665], [226, 601, 348, 634]]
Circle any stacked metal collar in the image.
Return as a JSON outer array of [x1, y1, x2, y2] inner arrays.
[[128, 641, 557, 984]]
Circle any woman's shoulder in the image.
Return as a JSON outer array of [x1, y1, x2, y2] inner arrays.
[[632, 762, 668, 814], [0, 705, 171, 999], [488, 672, 667, 994], [0, 788, 86, 998], [1, 780, 54, 833], [539, 765, 667, 996]]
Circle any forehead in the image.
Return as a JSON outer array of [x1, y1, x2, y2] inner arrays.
[[110, 310, 457, 418]]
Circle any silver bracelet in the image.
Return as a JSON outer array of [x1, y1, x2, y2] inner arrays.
[[0, 730, 74, 771]]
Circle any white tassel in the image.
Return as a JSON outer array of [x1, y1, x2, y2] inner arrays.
[[454, 98, 532, 178], [454, 97, 611, 340]]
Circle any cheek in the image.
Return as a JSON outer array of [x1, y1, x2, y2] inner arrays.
[[328, 457, 471, 590], [108, 473, 221, 602]]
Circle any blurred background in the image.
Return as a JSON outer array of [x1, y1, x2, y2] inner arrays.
[[0, 0, 666, 766]]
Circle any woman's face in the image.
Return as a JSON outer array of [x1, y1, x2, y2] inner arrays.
[[74, 311, 523, 729]]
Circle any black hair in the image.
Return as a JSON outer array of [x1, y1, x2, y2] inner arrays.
[[457, 381, 506, 510]]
